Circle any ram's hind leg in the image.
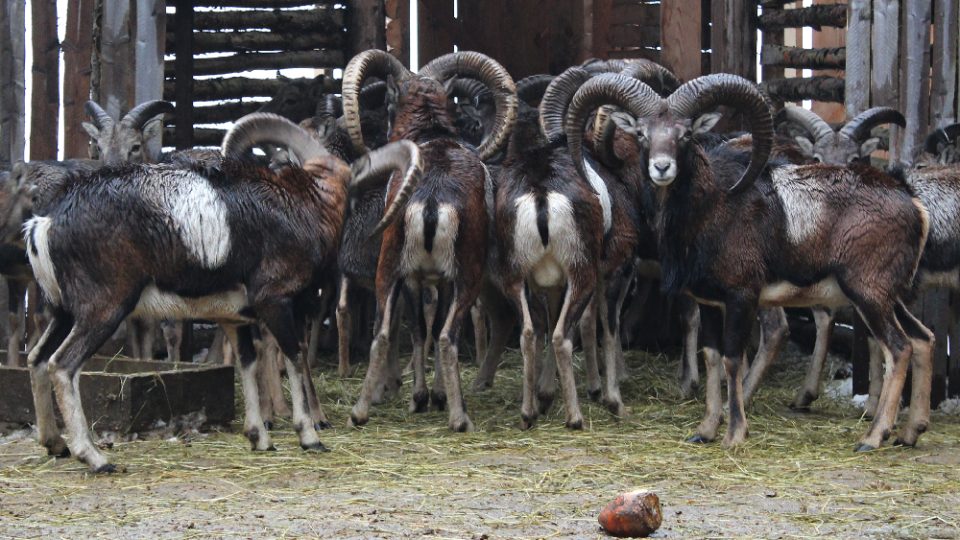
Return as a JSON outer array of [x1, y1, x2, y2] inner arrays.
[[350, 280, 400, 427], [336, 277, 353, 377], [791, 308, 835, 410], [49, 308, 130, 472], [405, 283, 430, 413], [437, 284, 475, 432], [28, 309, 73, 457], [580, 294, 600, 402], [553, 278, 592, 430], [742, 308, 789, 407], [894, 301, 934, 447], [223, 325, 274, 451], [677, 295, 701, 399], [473, 285, 515, 392]]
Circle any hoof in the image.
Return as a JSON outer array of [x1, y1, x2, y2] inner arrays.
[[892, 438, 914, 447], [686, 434, 711, 444], [301, 441, 330, 452], [471, 380, 493, 393], [854, 442, 876, 452], [450, 417, 474, 433], [430, 391, 447, 412], [314, 421, 333, 431], [520, 413, 537, 430], [679, 381, 699, 399], [45, 444, 70, 458], [410, 390, 429, 413], [788, 403, 812, 413], [536, 394, 555, 415], [587, 388, 602, 402], [566, 417, 584, 430], [348, 413, 368, 428], [603, 399, 625, 418], [94, 463, 118, 474], [263, 420, 274, 431]]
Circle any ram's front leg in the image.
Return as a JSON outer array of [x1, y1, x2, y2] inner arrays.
[[720, 299, 757, 448]]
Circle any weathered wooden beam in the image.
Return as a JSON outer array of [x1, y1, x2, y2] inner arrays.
[[166, 30, 343, 55], [173, 0, 193, 149], [63, 0, 96, 159], [760, 44, 845, 69], [0, 0, 26, 164], [172, 8, 345, 33], [100, 0, 135, 123], [29, 0, 59, 160], [348, 0, 385, 58], [758, 5, 847, 31], [163, 76, 341, 102], [872, 0, 901, 158], [760, 76, 845, 102], [164, 50, 345, 77], [930, 0, 958, 127], [591, 0, 614, 59], [900, 0, 932, 162], [164, 126, 222, 147], [136, 0, 166, 158], [193, 0, 337, 6], [660, 0, 702, 81], [191, 101, 262, 125], [711, 0, 756, 78], [844, 0, 871, 118]]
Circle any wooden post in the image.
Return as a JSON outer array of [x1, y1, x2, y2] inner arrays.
[[811, 0, 845, 123], [100, 0, 135, 122], [871, 0, 900, 159], [172, 0, 192, 149], [417, 0, 455, 65], [384, 0, 409, 66], [0, 0, 26, 165], [930, 0, 958, 127], [135, 0, 166, 157], [711, 0, 756, 79], [845, 0, 871, 118], [29, 0, 59, 160], [63, 0, 97, 159], [591, 0, 613, 60], [661, 0, 702, 81], [349, 0, 385, 57], [899, 0, 932, 163]]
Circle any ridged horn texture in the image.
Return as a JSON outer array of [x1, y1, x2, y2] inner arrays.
[[778, 105, 835, 142], [839, 107, 906, 142], [516, 74, 555, 105], [564, 73, 663, 183], [924, 122, 960, 154], [222, 113, 328, 163], [419, 51, 518, 160], [359, 80, 389, 108], [667, 74, 774, 194], [581, 58, 633, 74], [84, 100, 114, 130], [342, 50, 413, 155], [350, 139, 423, 237], [539, 67, 592, 143], [121, 100, 174, 128], [593, 60, 681, 164], [446, 77, 490, 102]]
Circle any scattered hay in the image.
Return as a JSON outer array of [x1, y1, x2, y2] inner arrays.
[[0, 344, 958, 538]]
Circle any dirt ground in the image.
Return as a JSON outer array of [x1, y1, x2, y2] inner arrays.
[[1, 344, 958, 539]]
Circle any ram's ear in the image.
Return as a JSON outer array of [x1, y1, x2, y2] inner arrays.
[[794, 136, 815, 157], [81, 122, 100, 141], [859, 137, 881, 157], [142, 118, 163, 142], [692, 112, 722, 134], [610, 111, 639, 135]]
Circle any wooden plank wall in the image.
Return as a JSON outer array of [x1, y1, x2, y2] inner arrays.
[[29, 0, 59, 160], [63, 0, 97, 159], [0, 0, 26, 166]]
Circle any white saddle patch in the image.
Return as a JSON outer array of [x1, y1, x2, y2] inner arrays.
[[770, 166, 825, 245], [583, 160, 613, 233]]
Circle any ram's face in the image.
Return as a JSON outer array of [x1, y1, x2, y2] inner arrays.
[[795, 134, 879, 167], [613, 111, 720, 187]]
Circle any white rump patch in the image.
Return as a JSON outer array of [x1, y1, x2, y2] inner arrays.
[[401, 202, 459, 280], [24, 216, 61, 305], [583, 160, 613, 233], [770, 166, 825, 244], [512, 192, 585, 288], [132, 284, 250, 322], [141, 170, 232, 269]]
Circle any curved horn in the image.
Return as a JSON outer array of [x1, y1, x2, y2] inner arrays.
[[222, 113, 327, 163], [342, 50, 412, 155], [667, 74, 773, 194], [516, 74, 555, 105], [581, 58, 632, 74], [418, 51, 517, 160], [84, 100, 114, 130], [777, 105, 835, 143], [322, 94, 343, 118], [359, 80, 389, 109], [839, 106, 905, 142], [445, 77, 491, 103], [924, 122, 960, 155], [539, 67, 592, 143], [565, 73, 664, 183], [121, 100, 174, 129], [350, 140, 423, 236]]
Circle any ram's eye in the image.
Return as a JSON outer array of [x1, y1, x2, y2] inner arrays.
[[813, 154, 823, 163], [131, 144, 141, 154]]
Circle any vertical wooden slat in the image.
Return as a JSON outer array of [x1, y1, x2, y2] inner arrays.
[[63, 0, 96, 159], [922, 290, 950, 407], [417, 0, 455, 65], [172, 0, 192, 149], [592, 0, 613, 60], [661, 0, 702, 81], [811, 0, 846, 123], [711, 0, 756, 79], [135, 0, 166, 157], [930, 0, 958, 127], [384, 0, 409, 67], [900, 0, 932, 162], [29, 0, 59, 160], [100, 0, 135, 122], [950, 291, 960, 398], [871, 0, 900, 158], [0, 0, 26, 165], [349, 0, 385, 58], [845, 0, 872, 118]]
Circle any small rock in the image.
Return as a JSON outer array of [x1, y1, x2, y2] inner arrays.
[[598, 490, 662, 538]]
